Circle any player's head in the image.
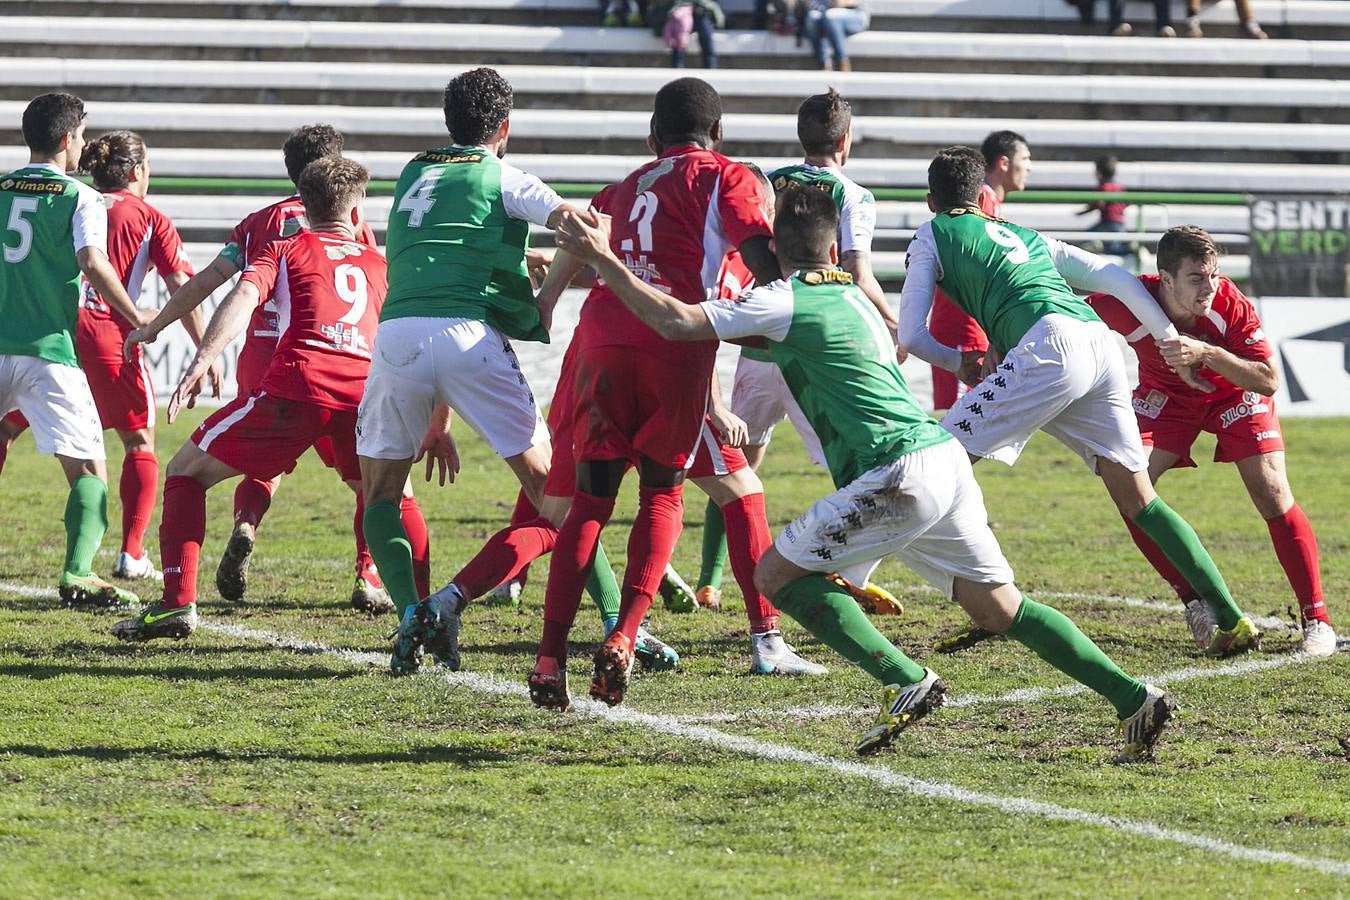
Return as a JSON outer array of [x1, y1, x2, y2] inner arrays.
[[652, 78, 723, 150], [926, 146, 986, 212], [796, 89, 852, 162], [297, 156, 370, 230], [1157, 225, 1222, 317], [981, 129, 1031, 194], [80, 131, 148, 195], [738, 161, 776, 223], [1095, 155, 1118, 183], [22, 92, 87, 170], [283, 124, 345, 185], [443, 67, 514, 153], [773, 183, 839, 268]]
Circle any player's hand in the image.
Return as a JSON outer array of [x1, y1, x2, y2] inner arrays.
[[525, 248, 552, 290], [123, 324, 157, 361], [708, 405, 749, 448], [1158, 335, 1210, 370], [555, 209, 613, 264], [1175, 363, 1217, 394], [415, 429, 460, 487], [894, 344, 909, 365], [980, 346, 1003, 380], [166, 364, 209, 423], [956, 349, 985, 387], [536, 290, 558, 334], [206, 358, 225, 400]]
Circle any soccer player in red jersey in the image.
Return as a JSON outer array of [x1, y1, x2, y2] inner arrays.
[[113, 158, 390, 640], [928, 130, 1029, 410], [1086, 226, 1338, 657], [526, 78, 780, 709], [125, 126, 427, 613]]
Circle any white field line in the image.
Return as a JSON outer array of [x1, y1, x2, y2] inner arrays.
[[3, 581, 1349, 878]]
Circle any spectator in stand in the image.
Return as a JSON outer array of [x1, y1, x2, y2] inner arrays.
[[802, 0, 868, 72], [1079, 155, 1130, 256], [601, 0, 646, 27], [1183, 0, 1267, 38], [1067, 1, 1175, 37], [652, 0, 723, 68]]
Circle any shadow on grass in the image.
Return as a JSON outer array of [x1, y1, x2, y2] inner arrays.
[[0, 742, 510, 766], [2, 641, 285, 659], [0, 661, 366, 681]]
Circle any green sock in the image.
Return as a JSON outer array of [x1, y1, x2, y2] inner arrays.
[[63, 474, 108, 578], [1005, 595, 1146, 719], [775, 574, 927, 685], [1133, 497, 1243, 630], [697, 498, 727, 590], [363, 500, 418, 615], [587, 541, 621, 623]]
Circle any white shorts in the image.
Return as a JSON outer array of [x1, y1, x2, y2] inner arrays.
[[939, 314, 1149, 473], [729, 355, 828, 469], [774, 438, 1015, 598], [357, 316, 549, 460], [0, 355, 105, 460]]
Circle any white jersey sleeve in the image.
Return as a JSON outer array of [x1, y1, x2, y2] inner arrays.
[[700, 278, 795, 343], [1046, 238, 1178, 341], [500, 164, 566, 227], [897, 222, 963, 372], [838, 182, 876, 255], [70, 182, 107, 254]]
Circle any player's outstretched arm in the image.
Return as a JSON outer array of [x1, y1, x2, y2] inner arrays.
[[77, 247, 150, 330], [895, 227, 964, 374], [533, 246, 587, 334], [170, 271, 225, 400], [166, 279, 258, 422], [125, 256, 238, 360], [1048, 240, 1178, 342], [555, 209, 716, 341], [1158, 337, 1279, 396]]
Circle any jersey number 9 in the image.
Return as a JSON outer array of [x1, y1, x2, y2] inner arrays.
[[984, 221, 1031, 265]]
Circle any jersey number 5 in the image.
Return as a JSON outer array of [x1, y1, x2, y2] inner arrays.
[[2, 198, 38, 264], [397, 172, 438, 228], [620, 191, 659, 253], [984, 221, 1031, 265]]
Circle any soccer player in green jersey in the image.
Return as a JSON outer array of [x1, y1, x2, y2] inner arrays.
[[557, 184, 1176, 761], [898, 146, 1259, 656], [0, 93, 153, 608]]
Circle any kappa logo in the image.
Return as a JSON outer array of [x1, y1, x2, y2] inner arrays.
[[826, 529, 849, 545], [968, 402, 984, 418], [857, 495, 878, 511], [843, 511, 863, 528], [1000, 361, 1015, 373], [1132, 388, 1169, 420], [955, 420, 973, 434], [1220, 391, 1270, 428], [992, 376, 1007, 389], [980, 389, 995, 402], [811, 546, 834, 561]]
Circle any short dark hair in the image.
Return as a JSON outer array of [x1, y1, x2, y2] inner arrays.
[[797, 89, 851, 157], [283, 124, 345, 184], [774, 183, 839, 262], [1096, 155, 1118, 181], [21, 92, 86, 155], [1157, 225, 1221, 276], [297, 157, 369, 223], [443, 67, 513, 146], [928, 146, 986, 211], [980, 130, 1027, 170], [652, 77, 722, 148], [79, 130, 146, 192]]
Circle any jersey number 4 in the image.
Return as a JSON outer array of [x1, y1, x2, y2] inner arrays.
[[2, 198, 38, 264], [397, 172, 438, 228]]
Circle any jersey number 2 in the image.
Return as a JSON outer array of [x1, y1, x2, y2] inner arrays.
[[2, 198, 37, 264]]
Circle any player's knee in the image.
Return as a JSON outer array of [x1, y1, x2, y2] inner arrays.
[[753, 549, 791, 599], [1252, 480, 1294, 520], [953, 579, 1019, 633]]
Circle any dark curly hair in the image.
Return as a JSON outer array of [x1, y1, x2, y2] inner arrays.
[[21, 92, 86, 155], [443, 67, 513, 146], [928, 146, 986, 211], [79, 130, 146, 191], [652, 77, 722, 149], [774, 182, 839, 263], [282, 124, 345, 184], [298, 157, 369, 223], [797, 89, 851, 157]]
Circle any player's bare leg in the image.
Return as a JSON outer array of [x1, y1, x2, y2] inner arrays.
[[112, 442, 241, 640], [0, 414, 26, 475], [1235, 451, 1337, 655], [1098, 457, 1258, 655], [56, 453, 141, 609], [111, 425, 162, 582]]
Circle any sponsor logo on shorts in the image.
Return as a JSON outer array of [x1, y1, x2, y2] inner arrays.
[[811, 546, 835, 561], [967, 402, 984, 418], [954, 420, 973, 434], [825, 529, 848, 545], [1254, 429, 1281, 442], [992, 376, 1007, 389], [1133, 389, 1169, 419], [1220, 392, 1270, 428]]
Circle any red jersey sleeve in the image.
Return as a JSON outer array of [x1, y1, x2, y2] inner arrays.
[[240, 242, 282, 303], [149, 209, 195, 280], [590, 184, 616, 216], [1085, 291, 1143, 339], [1218, 280, 1272, 361], [716, 162, 772, 249], [358, 221, 379, 251]]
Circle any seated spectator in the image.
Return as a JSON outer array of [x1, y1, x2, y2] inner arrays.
[[601, 0, 646, 27], [1079, 155, 1130, 257], [1068, 0, 1176, 37], [1183, 0, 1267, 38], [652, 0, 723, 68], [801, 0, 868, 72]]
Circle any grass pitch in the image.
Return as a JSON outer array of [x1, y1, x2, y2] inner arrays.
[[1, 412, 1348, 898]]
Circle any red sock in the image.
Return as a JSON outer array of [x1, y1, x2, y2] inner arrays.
[[233, 477, 275, 528], [613, 484, 684, 642], [400, 495, 432, 600], [160, 475, 207, 609], [353, 491, 375, 576], [1267, 504, 1330, 624], [540, 490, 615, 659], [454, 517, 558, 600], [509, 489, 539, 587], [1124, 515, 1197, 601], [119, 450, 159, 559], [720, 492, 779, 634]]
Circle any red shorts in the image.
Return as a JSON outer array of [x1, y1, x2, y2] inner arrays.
[[2, 410, 28, 431], [235, 334, 277, 397], [193, 390, 361, 481], [567, 341, 712, 472], [1134, 385, 1285, 469], [686, 418, 749, 479], [928, 293, 987, 411], [76, 316, 154, 431]]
